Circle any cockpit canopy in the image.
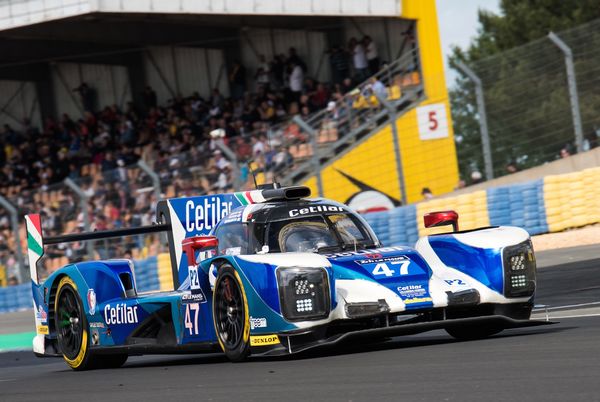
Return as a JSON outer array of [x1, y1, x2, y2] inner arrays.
[[212, 201, 380, 256]]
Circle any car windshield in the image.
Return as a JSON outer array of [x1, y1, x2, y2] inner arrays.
[[264, 213, 376, 253]]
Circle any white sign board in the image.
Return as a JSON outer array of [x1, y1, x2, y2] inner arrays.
[[417, 103, 449, 141]]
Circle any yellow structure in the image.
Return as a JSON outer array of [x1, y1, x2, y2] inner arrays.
[[303, 0, 459, 205]]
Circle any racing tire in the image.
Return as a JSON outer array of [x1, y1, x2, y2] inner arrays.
[[55, 276, 94, 370], [213, 264, 251, 362]]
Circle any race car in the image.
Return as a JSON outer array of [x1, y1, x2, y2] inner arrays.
[[26, 184, 548, 370]]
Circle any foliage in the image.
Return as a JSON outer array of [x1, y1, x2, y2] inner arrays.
[[449, 0, 600, 181]]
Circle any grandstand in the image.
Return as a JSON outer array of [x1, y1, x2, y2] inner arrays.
[[0, 0, 459, 284]]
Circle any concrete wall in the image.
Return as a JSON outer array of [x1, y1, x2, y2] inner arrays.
[[449, 147, 600, 198]]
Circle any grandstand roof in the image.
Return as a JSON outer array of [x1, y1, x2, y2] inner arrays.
[[1, 0, 402, 32]]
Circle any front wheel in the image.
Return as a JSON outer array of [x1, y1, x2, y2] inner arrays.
[[213, 264, 250, 362]]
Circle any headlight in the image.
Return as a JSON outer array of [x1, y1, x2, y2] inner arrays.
[[277, 267, 330, 321], [503, 240, 536, 297]]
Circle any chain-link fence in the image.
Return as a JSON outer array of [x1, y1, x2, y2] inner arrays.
[[454, 18, 600, 181]]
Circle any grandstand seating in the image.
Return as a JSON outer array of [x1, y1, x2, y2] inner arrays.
[[1, 166, 599, 312]]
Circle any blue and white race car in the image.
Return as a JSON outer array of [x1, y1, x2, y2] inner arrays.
[[26, 185, 546, 369]]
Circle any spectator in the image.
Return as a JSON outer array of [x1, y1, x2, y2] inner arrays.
[[364, 36, 380, 75], [229, 61, 247, 100], [349, 38, 369, 82], [73, 82, 96, 112], [421, 187, 433, 200], [288, 61, 304, 102], [560, 148, 571, 158], [470, 171, 483, 184], [506, 162, 518, 174], [255, 54, 271, 90], [328, 45, 350, 85], [287, 47, 307, 73], [142, 86, 157, 111], [367, 76, 387, 100]]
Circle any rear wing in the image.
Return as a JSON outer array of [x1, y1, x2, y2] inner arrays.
[[24, 214, 169, 284]]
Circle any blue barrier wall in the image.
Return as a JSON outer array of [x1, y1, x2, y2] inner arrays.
[[0, 284, 31, 314], [363, 204, 419, 246], [487, 179, 548, 235], [0, 257, 161, 313]]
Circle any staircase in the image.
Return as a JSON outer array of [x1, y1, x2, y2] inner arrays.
[[273, 49, 426, 186]]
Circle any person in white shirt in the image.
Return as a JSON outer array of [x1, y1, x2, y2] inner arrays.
[[364, 36, 380, 75], [289, 62, 304, 102], [349, 38, 368, 82], [255, 54, 271, 90]]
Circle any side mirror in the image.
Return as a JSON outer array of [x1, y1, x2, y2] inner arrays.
[[423, 210, 459, 232], [182, 236, 219, 266]]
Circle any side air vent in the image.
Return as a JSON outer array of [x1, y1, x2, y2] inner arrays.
[[119, 273, 137, 298]]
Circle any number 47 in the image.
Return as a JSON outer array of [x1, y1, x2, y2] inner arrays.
[[372, 261, 410, 277]]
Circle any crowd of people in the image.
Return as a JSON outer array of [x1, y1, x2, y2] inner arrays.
[[0, 36, 416, 284]]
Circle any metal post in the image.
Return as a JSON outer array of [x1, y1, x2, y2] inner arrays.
[[0, 196, 26, 283], [137, 160, 161, 207], [373, 93, 407, 205], [137, 159, 165, 247], [454, 61, 494, 181], [548, 32, 584, 153], [64, 178, 93, 258], [213, 139, 242, 191], [292, 116, 324, 197]]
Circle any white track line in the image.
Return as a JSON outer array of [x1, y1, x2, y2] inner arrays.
[[541, 312, 600, 320], [533, 301, 600, 311]]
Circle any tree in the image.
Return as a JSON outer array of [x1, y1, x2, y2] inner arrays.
[[449, 0, 600, 182]]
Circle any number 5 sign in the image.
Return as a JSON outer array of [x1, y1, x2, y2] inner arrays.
[[416, 103, 449, 140]]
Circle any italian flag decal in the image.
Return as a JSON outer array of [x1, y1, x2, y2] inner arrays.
[[25, 214, 43, 284], [234, 191, 265, 206]]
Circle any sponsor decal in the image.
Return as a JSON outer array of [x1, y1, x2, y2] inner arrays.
[[87, 289, 97, 315], [221, 210, 243, 224], [404, 297, 433, 304], [36, 305, 48, 323], [445, 279, 467, 286], [288, 205, 344, 217], [185, 198, 233, 232], [91, 330, 100, 345], [37, 325, 49, 335], [182, 292, 206, 303], [104, 304, 139, 325], [356, 255, 409, 265], [397, 284, 428, 299], [250, 317, 267, 330], [325, 246, 407, 258], [250, 334, 280, 346], [90, 322, 105, 328]]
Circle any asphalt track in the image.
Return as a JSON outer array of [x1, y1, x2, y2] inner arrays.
[[1, 248, 600, 401]]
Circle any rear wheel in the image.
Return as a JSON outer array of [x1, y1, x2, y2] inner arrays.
[[213, 264, 250, 362], [55, 276, 93, 370], [55, 276, 128, 370]]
